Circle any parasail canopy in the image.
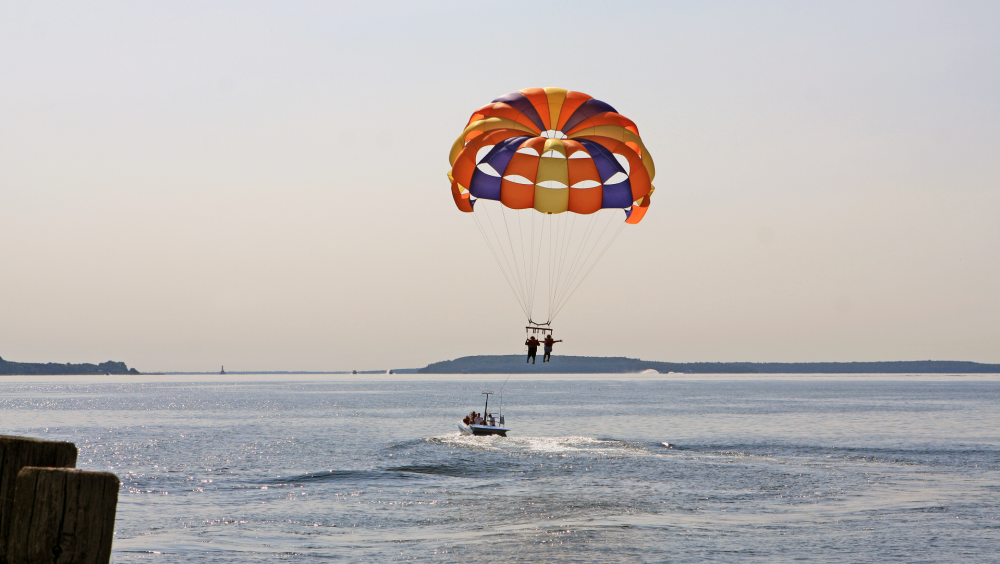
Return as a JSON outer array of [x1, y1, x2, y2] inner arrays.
[[448, 88, 656, 325]]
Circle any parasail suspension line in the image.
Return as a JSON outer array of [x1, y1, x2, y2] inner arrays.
[[469, 200, 629, 326], [472, 209, 528, 315], [500, 205, 531, 318], [473, 206, 530, 320], [531, 212, 546, 321], [554, 209, 614, 310], [552, 212, 577, 313], [551, 219, 626, 322]]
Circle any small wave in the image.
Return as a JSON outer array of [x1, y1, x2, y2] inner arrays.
[[271, 462, 493, 484], [267, 469, 417, 484], [383, 438, 429, 451], [904, 505, 949, 513], [713, 450, 778, 461], [384, 463, 484, 478]]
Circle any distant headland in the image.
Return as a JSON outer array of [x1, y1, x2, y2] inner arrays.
[[417, 355, 1000, 374], [0, 355, 140, 375]]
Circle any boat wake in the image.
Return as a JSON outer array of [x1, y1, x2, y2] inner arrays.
[[429, 433, 671, 457]]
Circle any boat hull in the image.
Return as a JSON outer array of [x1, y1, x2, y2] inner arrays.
[[458, 422, 509, 437]]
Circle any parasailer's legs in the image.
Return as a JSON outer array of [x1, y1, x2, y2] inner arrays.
[[525, 336, 540, 364], [542, 336, 560, 362]]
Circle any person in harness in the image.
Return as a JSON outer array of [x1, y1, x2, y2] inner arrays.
[[525, 336, 540, 364], [542, 334, 563, 362]]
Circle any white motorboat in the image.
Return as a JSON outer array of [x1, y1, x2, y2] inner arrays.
[[458, 391, 510, 437], [457, 420, 510, 436]]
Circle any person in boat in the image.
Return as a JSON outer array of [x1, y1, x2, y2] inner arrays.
[[525, 336, 540, 364], [475, 413, 484, 425], [489, 414, 496, 426], [542, 334, 563, 362]]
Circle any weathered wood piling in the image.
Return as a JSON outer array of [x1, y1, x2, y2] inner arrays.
[[7, 468, 119, 564], [0, 436, 78, 560], [0, 435, 117, 564]]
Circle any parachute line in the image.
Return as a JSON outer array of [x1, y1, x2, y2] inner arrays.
[[554, 210, 602, 311], [472, 211, 530, 320], [499, 205, 530, 313], [553, 212, 577, 312], [471, 201, 626, 326], [480, 205, 531, 317], [551, 217, 626, 322], [555, 209, 616, 312], [557, 213, 597, 303], [531, 212, 546, 321]]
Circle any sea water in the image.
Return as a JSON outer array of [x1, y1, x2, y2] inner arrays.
[[1, 373, 998, 563]]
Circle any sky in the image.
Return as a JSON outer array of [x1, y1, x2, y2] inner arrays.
[[1, 1, 998, 371]]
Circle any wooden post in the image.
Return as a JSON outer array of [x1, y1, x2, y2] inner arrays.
[[7, 468, 118, 564], [0, 436, 77, 560]]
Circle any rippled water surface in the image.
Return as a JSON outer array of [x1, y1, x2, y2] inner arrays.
[[2, 374, 999, 563]]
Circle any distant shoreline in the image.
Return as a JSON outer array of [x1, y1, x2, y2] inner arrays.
[[416, 356, 1000, 375], [152, 371, 414, 375], [4, 354, 999, 376]]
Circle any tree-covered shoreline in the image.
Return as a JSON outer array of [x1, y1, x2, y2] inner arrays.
[[0, 356, 139, 375]]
